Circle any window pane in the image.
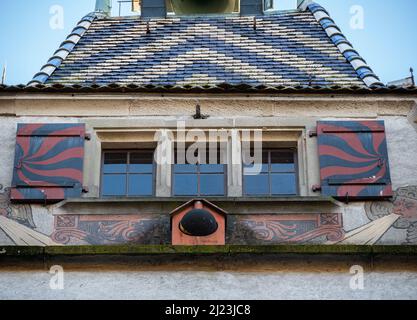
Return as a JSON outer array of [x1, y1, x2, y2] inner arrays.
[[200, 164, 225, 173], [243, 150, 268, 174], [244, 174, 269, 195], [174, 149, 199, 171], [200, 174, 225, 196], [200, 148, 226, 173], [243, 163, 269, 175], [174, 174, 198, 196], [103, 153, 127, 173], [271, 151, 295, 172], [174, 164, 198, 173], [102, 174, 126, 196], [130, 152, 154, 173], [271, 173, 297, 195], [128, 174, 153, 196]]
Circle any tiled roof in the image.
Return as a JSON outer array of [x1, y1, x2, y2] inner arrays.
[[29, 3, 382, 88]]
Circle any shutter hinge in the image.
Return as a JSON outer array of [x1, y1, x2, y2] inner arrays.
[[344, 192, 350, 205], [82, 187, 89, 194], [39, 189, 48, 205], [84, 133, 91, 141], [309, 129, 317, 137], [312, 185, 322, 192]]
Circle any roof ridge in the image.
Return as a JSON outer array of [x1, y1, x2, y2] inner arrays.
[[28, 12, 99, 86], [307, 3, 383, 88], [2, 83, 416, 94]]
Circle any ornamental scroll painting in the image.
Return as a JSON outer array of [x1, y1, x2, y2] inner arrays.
[[51, 214, 170, 245], [228, 213, 345, 245]]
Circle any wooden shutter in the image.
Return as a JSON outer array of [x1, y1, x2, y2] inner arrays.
[[316, 121, 393, 200], [11, 124, 86, 202]]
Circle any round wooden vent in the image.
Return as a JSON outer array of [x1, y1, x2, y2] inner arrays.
[[179, 209, 219, 237]]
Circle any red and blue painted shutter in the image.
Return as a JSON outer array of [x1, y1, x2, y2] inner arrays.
[[11, 123, 86, 202], [317, 121, 393, 200]]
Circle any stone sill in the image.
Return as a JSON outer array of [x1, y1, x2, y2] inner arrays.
[[51, 196, 341, 215], [1, 245, 417, 257], [55, 196, 339, 208]]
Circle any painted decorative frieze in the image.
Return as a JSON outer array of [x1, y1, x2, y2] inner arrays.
[[52, 214, 170, 245], [228, 213, 344, 244], [1, 184, 417, 246]]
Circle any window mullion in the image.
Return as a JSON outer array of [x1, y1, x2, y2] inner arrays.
[[126, 151, 130, 197], [268, 150, 272, 196], [197, 163, 201, 196]]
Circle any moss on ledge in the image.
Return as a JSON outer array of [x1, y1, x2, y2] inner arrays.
[[1, 245, 417, 257]]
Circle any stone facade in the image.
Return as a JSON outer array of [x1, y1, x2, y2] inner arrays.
[[0, 92, 416, 247]]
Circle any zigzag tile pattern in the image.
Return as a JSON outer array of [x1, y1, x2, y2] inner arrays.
[[29, 7, 377, 88]]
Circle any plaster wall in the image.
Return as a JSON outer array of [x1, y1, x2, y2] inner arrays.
[[0, 255, 417, 300]]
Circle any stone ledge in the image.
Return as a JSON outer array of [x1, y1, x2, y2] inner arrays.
[[51, 197, 341, 216], [1, 245, 417, 257], [56, 196, 337, 206]]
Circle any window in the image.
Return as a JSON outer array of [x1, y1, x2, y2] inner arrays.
[[173, 148, 226, 197], [166, 0, 240, 15], [243, 149, 298, 196], [101, 151, 154, 197]]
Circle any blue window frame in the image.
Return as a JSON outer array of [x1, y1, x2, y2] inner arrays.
[[173, 149, 227, 197], [101, 151, 155, 197], [243, 149, 298, 196]]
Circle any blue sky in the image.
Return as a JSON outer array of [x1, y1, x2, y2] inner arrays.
[[0, 0, 415, 85]]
